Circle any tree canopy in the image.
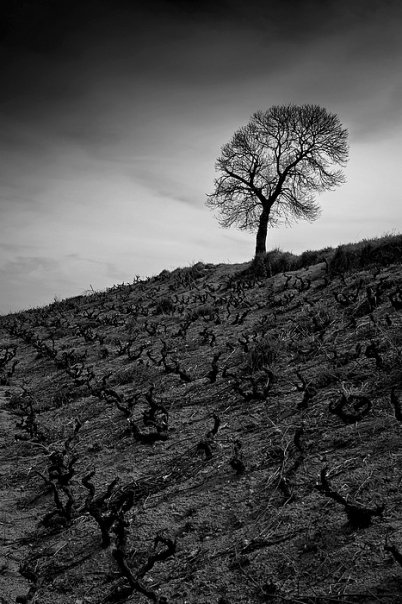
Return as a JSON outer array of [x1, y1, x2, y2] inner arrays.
[[206, 104, 349, 256]]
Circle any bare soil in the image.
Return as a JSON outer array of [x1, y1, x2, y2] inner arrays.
[[0, 258, 402, 603]]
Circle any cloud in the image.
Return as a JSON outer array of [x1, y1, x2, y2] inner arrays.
[[1, 0, 401, 313], [0, 256, 58, 276], [0, 256, 60, 313]]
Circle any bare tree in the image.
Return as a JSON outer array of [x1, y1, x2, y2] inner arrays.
[[206, 104, 348, 257]]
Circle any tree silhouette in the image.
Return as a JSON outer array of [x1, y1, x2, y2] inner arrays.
[[206, 104, 348, 257]]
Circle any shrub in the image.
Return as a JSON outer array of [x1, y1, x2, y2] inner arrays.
[[156, 269, 171, 281], [98, 347, 110, 360], [249, 255, 268, 278], [359, 236, 402, 267], [170, 262, 206, 288], [328, 245, 353, 275], [246, 337, 280, 372], [297, 247, 332, 269], [328, 233, 402, 275], [52, 389, 72, 408], [188, 304, 215, 321], [263, 248, 299, 276], [154, 297, 175, 315]]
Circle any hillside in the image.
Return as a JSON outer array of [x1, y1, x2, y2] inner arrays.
[[1, 238, 402, 603]]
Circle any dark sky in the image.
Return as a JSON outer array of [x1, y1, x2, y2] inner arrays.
[[1, 0, 401, 312]]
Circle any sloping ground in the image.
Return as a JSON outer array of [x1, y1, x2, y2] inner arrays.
[[0, 256, 402, 603]]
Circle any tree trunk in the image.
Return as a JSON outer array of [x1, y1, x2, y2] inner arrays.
[[254, 207, 270, 257]]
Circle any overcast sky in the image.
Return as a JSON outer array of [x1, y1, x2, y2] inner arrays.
[[0, 0, 401, 314]]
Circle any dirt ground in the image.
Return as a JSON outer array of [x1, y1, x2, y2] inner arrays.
[[1, 257, 402, 603]]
